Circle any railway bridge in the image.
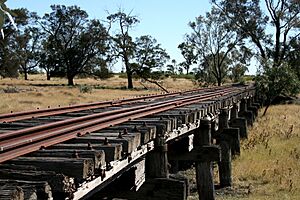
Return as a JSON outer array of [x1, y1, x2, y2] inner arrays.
[[0, 84, 260, 200]]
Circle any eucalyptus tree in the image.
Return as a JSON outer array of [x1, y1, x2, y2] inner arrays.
[[39, 5, 110, 85], [0, 0, 17, 38], [132, 35, 170, 91], [13, 10, 41, 80], [287, 37, 300, 80], [106, 11, 139, 89], [213, 0, 300, 114], [185, 7, 245, 86], [178, 41, 198, 75], [0, 8, 28, 78]]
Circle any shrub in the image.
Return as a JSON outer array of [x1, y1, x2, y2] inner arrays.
[[79, 85, 93, 93]]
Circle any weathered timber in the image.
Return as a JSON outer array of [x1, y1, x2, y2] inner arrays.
[[98, 125, 156, 144], [168, 146, 221, 163], [239, 99, 254, 126], [135, 177, 188, 200], [194, 119, 215, 200], [230, 102, 239, 120], [28, 149, 105, 169], [7, 157, 94, 181], [218, 140, 232, 187], [173, 108, 199, 123], [229, 102, 248, 138], [167, 136, 192, 173], [90, 132, 142, 149], [218, 108, 229, 134], [247, 98, 259, 120], [129, 117, 173, 134], [230, 118, 247, 139], [66, 136, 138, 154], [49, 143, 122, 162], [124, 118, 171, 135], [155, 111, 189, 126], [0, 179, 52, 200], [146, 134, 169, 178], [0, 185, 24, 200], [0, 169, 75, 196], [221, 128, 240, 156], [150, 114, 178, 130], [94, 174, 188, 200], [97, 158, 146, 196], [0, 164, 37, 171]]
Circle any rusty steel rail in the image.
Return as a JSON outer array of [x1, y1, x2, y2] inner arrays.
[[0, 86, 227, 123], [0, 86, 250, 163]]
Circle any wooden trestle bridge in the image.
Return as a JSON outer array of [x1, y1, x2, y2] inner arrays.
[[0, 84, 260, 200]]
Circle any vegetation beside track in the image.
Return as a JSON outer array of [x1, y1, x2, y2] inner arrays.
[[187, 103, 300, 200]]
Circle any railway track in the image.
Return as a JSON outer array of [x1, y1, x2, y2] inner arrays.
[[0, 86, 226, 123], [0, 85, 255, 200]]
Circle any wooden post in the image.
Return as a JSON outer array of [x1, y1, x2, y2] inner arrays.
[[240, 99, 247, 112], [146, 134, 169, 178], [218, 137, 232, 187], [230, 102, 248, 139], [239, 99, 254, 126], [194, 119, 215, 200], [247, 97, 259, 119], [218, 108, 229, 133], [230, 103, 238, 120]]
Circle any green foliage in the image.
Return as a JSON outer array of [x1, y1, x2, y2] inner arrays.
[[106, 11, 139, 89], [183, 6, 246, 86], [178, 41, 197, 74], [79, 85, 93, 93], [255, 62, 300, 115], [39, 5, 110, 85], [171, 73, 195, 80], [287, 37, 300, 80], [213, 0, 300, 114], [0, 0, 17, 38], [133, 35, 169, 80]]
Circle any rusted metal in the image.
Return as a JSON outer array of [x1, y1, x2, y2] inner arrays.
[[0, 86, 226, 123]]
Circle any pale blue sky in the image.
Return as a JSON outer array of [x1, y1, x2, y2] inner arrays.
[[6, 0, 256, 74]]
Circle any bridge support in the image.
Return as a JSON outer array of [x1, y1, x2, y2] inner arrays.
[[239, 98, 254, 126], [194, 119, 216, 200], [216, 108, 239, 188], [230, 103, 248, 139], [146, 134, 169, 178], [247, 97, 259, 120]]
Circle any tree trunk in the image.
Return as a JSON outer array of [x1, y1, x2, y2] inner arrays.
[[24, 71, 28, 80], [46, 72, 51, 80], [127, 71, 133, 89], [67, 75, 74, 86], [124, 60, 133, 89], [217, 79, 222, 86], [263, 100, 270, 116]]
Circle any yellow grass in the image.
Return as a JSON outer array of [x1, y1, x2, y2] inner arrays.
[[187, 104, 300, 200], [228, 104, 300, 200], [0, 74, 196, 114]]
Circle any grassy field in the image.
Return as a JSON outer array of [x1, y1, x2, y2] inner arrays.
[[188, 104, 300, 200], [0, 74, 196, 114]]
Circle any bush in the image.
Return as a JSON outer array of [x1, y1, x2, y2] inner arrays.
[[79, 85, 93, 93]]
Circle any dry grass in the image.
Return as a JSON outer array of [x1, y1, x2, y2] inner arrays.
[[227, 104, 300, 200], [187, 104, 300, 200], [0, 74, 196, 114]]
